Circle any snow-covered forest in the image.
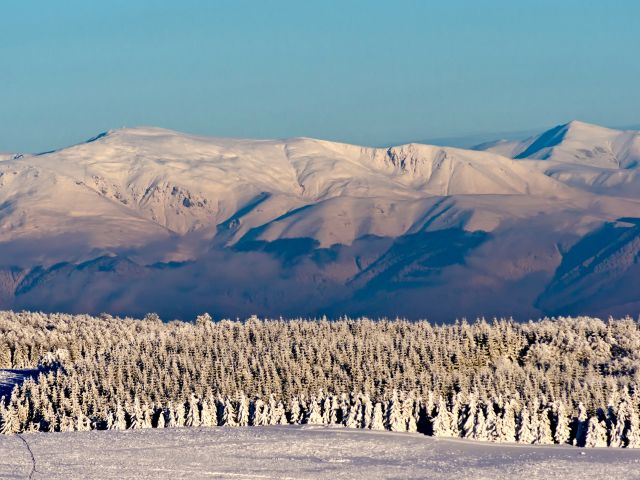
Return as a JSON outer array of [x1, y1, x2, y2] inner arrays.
[[1, 311, 640, 447]]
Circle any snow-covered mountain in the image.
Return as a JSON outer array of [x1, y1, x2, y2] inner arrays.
[[477, 120, 639, 167], [476, 121, 640, 197], [9, 128, 570, 237], [0, 123, 638, 320]]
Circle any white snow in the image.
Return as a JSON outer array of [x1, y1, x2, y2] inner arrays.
[[0, 128, 577, 242], [0, 122, 639, 318], [0, 153, 18, 162], [477, 121, 640, 197], [0, 123, 636, 257], [1, 426, 639, 479]]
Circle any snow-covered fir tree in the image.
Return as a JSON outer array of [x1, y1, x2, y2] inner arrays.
[[0, 311, 639, 447]]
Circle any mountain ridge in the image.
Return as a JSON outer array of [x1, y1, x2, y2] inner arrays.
[[0, 121, 638, 321], [475, 120, 640, 198]]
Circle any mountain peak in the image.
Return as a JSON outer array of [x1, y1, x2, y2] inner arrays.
[[563, 119, 597, 129], [475, 119, 640, 187], [560, 120, 619, 137], [511, 121, 617, 160]]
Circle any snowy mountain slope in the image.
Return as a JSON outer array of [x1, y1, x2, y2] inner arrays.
[[0, 124, 638, 320], [536, 219, 640, 317], [3, 126, 583, 250], [0, 160, 173, 260], [477, 120, 640, 168], [0, 153, 18, 162], [237, 187, 639, 251], [2, 426, 640, 480], [476, 121, 640, 197], [328, 205, 633, 321]]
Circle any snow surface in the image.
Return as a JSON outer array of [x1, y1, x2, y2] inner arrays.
[[0, 126, 588, 248], [477, 121, 640, 197], [0, 123, 635, 256], [0, 121, 639, 320], [1, 426, 639, 479]]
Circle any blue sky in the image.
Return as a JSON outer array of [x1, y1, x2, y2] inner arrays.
[[2, 0, 639, 152]]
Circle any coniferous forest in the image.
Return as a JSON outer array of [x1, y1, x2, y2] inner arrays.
[[1, 311, 640, 447]]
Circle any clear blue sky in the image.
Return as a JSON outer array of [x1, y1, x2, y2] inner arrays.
[[2, 0, 639, 152]]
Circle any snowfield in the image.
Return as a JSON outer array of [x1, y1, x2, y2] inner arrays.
[[1, 426, 640, 479]]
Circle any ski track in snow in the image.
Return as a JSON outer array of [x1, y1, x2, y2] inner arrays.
[[1, 426, 640, 479], [15, 434, 36, 480]]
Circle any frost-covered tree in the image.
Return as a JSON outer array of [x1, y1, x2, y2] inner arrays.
[[473, 406, 488, 441], [553, 402, 571, 445], [185, 396, 200, 427], [625, 404, 640, 448], [199, 399, 214, 427], [573, 403, 588, 447], [499, 399, 517, 443], [174, 402, 186, 428], [237, 394, 250, 427], [165, 402, 177, 428], [370, 403, 385, 431], [432, 397, 454, 437], [585, 416, 608, 448], [362, 397, 374, 430], [272, 400, 288, 425], [344, 397, 362, 429], [386, 391, 405, 432], [608, 401, 626, 448], [304, 398, 323, 425], [154, 406, 166, 429], [517, 405, 535, 444], [76, 412, 91, 432], [221, 399, 238, 427], [321, 396, 338, 425], [484, 403, 500, 442], [403, 394, 418, 433], [535, 407, 554, 445], [1, 311, 640, 447], [112, 402, 127, 430], [128, 398, 143, 429], [460, 393, 477, 439], [251, 399, 266, 426], [0, 404, 17, 435], [140, 404, 153, 429]]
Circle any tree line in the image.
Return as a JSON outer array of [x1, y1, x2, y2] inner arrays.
[[1, 311, 639, 447]]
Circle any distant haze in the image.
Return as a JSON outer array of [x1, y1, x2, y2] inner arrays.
[[409, 123, 640, 150]]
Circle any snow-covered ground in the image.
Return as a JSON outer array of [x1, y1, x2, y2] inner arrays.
[[1, 426, 640, 479], [0, 369, 38, 399]]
